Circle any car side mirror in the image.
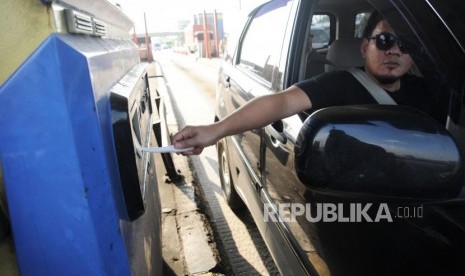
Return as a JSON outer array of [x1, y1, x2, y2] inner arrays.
[[294, 105, 463, 199]]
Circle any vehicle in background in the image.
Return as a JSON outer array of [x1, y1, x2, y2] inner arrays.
[[215, 0, 465, 275], [310, 27, 330, 49]]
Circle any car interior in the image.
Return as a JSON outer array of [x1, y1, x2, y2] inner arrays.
[[297, 0, 435, 120], [302, 0, 377, 79], [302, 0, 427, 78]]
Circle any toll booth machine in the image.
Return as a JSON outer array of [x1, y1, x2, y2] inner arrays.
[[0, 0, 164, 274]]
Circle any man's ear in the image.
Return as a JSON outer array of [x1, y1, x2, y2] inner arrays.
[[361, 39, 369, 58]]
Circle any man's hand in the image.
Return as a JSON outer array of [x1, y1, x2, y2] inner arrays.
[[172, 124, 221, 155]]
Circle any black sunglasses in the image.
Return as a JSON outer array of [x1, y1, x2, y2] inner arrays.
[[368, 32, 408, 54]]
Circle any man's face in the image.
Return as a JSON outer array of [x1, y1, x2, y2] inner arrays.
[[361, 20, 413, 84]]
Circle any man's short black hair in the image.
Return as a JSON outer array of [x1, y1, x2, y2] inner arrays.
[[362, 10, 384, 38]]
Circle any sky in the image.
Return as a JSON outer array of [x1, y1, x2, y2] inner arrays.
[[109, 0, 267, 34]]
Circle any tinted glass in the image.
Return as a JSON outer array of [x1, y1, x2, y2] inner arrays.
[[311, 15, 330, 49], [427, 0, 465, 52], [238, 0, 293, 83], [355, 12, 371, 38]]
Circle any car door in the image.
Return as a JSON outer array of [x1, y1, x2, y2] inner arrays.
[[219, 1, 295, 220], [259, 0, 331, 273], [218, 1, 315, 274]]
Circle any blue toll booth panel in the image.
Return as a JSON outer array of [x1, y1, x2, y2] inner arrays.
[[0, 34, 162, 275]]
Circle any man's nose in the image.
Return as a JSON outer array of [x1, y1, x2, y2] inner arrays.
[[386, 43, 402, 55]]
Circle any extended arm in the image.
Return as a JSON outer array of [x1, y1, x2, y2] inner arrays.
[[172, 86, 311, 155]]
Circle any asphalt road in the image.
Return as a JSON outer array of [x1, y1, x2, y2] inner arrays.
[[154, 50, 280, 276]]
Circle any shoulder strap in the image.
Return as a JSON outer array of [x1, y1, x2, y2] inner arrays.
[[347, 68, 397, 105]]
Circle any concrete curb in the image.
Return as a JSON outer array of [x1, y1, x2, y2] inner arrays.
[[147, 62, 221, 275]]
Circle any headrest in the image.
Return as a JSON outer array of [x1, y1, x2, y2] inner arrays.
[[325, 38, 364, 72]]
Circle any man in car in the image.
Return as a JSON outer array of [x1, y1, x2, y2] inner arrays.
[[172, 11, 446, 155]]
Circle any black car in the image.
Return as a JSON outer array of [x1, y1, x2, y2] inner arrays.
[[215, 0, 465, 275]]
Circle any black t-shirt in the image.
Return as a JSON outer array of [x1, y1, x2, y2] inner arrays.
[[295, 69, 446, 123]]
